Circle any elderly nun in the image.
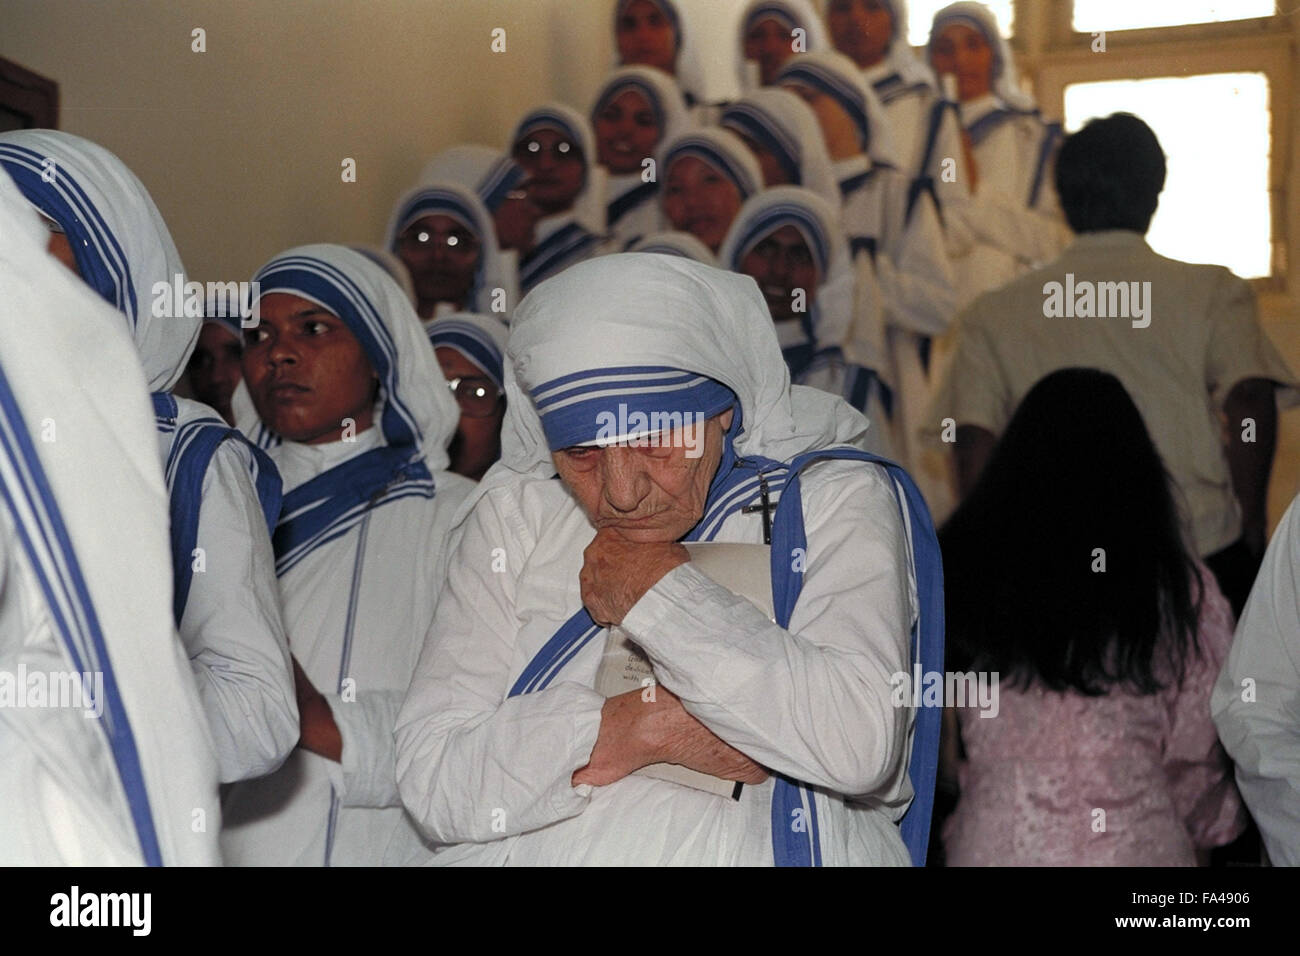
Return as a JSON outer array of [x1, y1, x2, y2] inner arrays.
[[0, 129, 298, 787], [395, 253, 944, 866], [720, 186, 894, 459], [385, 179, 518, 320], [427, 312, 510, 482], [590, 65, 691, 251], [220, 245, 474, 866], [508, 103, 608, 295], [0, 165, 220, 865]]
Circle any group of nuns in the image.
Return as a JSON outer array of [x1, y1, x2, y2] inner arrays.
[[0, 0, 1059, 865], [376, 0, 1069, 521]]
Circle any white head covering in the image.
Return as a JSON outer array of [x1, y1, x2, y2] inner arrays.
[[774, 51, 899, 168], [719, 185, 885, 376], [591, 65, 692, 158], [927, 1, 1035, 111], [612, 0, 707, 108], [248, 244, 456, 475], [0, 129, 197, 392], [426, 311, 511, 393], [383, 179, 517, 316], [719, 87, 841, 208], [736, 0, 828, 91], [628, 230, 718, 264], [658, 127, 764, 235], [509, 101, 608, 237], [0, 165, 219, 864], [418, 144, 526, 215], [472, 253, 869, 513], [348, 244, 417, 309]]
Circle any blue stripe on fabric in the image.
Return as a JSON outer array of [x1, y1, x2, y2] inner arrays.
[[0, 143, 139, 321], [778, 64, 869, 152], [518, 223, 601, 294], [0, 361, 161, 865], [1029, 122, 1062, 209], [729, 204, 831, 276], [479, 159, 526, 213], [594, 77, 665, 132], [607, 180, 658, 227], [662, 140, 758, 199], [428, 322, 505, 391], [720, 106, 801, 186]]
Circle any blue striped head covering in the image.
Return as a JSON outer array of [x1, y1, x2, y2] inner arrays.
[[928, 2, 1034, 109], [591, 65, 691, 153], [0, 129, 196, 392], [720, 98, 803, 186], [776, 52, 873, 154], [384, 181, 496, 312], [419, 144, 526, 214], [719, 88, 841, 208], [725, 196, 832, 279], [660, 128, 763, 201], [512, 106, 591, 165], [252, 245, 456, 469], [426, 312, 510, 392]]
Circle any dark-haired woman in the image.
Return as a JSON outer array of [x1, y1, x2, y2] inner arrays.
[[940, 368, 1246, 866]]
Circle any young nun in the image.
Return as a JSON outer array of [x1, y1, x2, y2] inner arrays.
[[0, 166, 220, 865], [221, 245, 474, 866], [613, 0, 709, 116], [774, 54, 957, 493], [395, 253, 944, 866], [384, 179, 518, 319], [590, 65, 691, 251], [719, 87, 842, 207], [736, 0, 828, 91], [720, 186, 894, 459], [508, 103, 608, 295], [658, 128, 762, 256], [418, 144, 531, 264], [927, 1, 1071, 303], [0, 130, 298, 787], [822, 0, 972, 228], [427, 312, 510, 483]]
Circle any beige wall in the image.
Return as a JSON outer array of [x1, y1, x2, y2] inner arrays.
[[0, 0, 619, 281]]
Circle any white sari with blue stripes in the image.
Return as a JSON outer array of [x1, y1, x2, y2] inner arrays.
[[397, 254, 938, 866]]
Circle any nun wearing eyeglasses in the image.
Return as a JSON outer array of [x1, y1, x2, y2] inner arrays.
[[508, 104, 608, 295], [720, 186, 894, 460], [221, 245, 474, 866], [590, 66, 691, 252], [927, 2, 1071, 303], [385, 179, 518, 320], [0, 129, 298, 788], [774, 53, 957, 491], [427, 312, 510, 482], [0, 165, 220, 865], [395, 253, 944, 866]]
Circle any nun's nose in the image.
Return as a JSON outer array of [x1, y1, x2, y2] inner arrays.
[[600, 446, 651, 513]]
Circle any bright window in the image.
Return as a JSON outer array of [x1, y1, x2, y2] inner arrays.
[[1072, 0, 1275, 33], [1063, 73, 1272, 279], [906, 0, 1014, 47]]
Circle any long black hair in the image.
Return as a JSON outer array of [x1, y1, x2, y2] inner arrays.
[[940, 368, 1203, 695]]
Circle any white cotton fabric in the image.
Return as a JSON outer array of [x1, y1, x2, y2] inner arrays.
[[927, 1, 1036, 112], [221, 245, 474, 866], [0, 129, 298, 786], [418, 144, 518, 207], [1213, 494, 1300, 866], [509, 101, 609, 243], [0, 129, 196, 392], [395, 254, 918, 865], [0, 167, 221, 864]]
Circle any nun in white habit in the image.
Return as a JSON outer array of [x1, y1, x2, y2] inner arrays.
[[719, 186, 895, 459], [590, 65, 691, 252], [735, 0, 828, 91], [627, 230, 718, 264], [508, 103, 608, 294], [395, 253, 945, 866], [0, 130, 297, 787], [718, 87, 842, 208], [0, 166, 220, 865], [221, 245, 474, 866]]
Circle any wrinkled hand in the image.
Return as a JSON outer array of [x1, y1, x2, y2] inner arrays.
[[292, 656, 342, 763], [579, 528, 689, 628], [573, 686, 768, 788]]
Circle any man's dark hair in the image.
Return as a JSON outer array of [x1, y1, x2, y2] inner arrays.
[[1054, 113, 1166, 234]]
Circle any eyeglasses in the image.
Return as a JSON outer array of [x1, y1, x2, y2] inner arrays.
[[513, 138, 583, 162], [446, 376, 503, 418], [398, 228, 480, 256]]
